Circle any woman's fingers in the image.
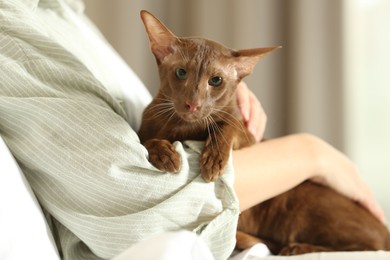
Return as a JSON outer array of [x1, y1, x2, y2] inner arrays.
[[236, 82, 267, 142]]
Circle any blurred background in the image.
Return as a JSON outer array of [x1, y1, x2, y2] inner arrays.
[[83, 0, 390, 219]]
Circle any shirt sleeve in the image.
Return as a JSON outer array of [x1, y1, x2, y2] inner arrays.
[[0, 2, 239, 260]]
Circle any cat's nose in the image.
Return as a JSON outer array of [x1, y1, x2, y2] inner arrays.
[[185, 100, 201, 112]]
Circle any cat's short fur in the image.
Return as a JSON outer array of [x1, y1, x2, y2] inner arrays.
[[138, 10, 390, 255], [138, 10, 278, 182], [236, 181, 390, 254]]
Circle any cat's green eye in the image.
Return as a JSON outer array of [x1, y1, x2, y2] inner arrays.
[[208, 76, 223, 87], [175, 68, 187, 80]]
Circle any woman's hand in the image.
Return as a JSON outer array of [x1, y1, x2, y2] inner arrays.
[[308, 136, 387, 225], [236, 82, 267, 142]]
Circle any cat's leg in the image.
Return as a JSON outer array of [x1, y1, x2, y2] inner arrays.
[[200, 127, 233, 182], [236, 231, 285, 255], [200, 120, 256, 181], [236, 231, 266, 250], [143, 138, 181, 173], [232, 124, 256, 149], [279, 242, 332, 255]]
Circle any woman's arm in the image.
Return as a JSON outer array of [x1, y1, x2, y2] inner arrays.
[[235, 83, 386, 225], [232, 133, 387, 225]]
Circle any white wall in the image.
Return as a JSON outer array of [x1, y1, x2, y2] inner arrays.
[[343, 0, 390, 221]]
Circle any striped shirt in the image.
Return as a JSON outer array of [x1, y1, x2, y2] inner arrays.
[[0, 1, 239, 259]]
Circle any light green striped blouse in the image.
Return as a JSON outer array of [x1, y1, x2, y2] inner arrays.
[[0, 0, 239, 259]]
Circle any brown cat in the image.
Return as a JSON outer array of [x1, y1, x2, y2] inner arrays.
[[236, 181, 390, 255], [138, 10, 279, 182], [138, 10, 390, 255]]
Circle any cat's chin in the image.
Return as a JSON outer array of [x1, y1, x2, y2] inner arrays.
[[178, 112, 207, 123]]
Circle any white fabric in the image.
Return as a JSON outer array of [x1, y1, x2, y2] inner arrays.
[[113, 231, 214, 260], [230, 244, 271, 260], [0, 141, 215, 260], [36, 0, 152, 131], [0, 136, 60, 260]]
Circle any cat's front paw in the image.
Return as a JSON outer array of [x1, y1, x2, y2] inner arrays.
[[200, 139, 230, 182], [143, 139, 181, 173]]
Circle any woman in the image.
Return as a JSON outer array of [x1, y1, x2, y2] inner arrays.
[[0, 1, 385, 259]]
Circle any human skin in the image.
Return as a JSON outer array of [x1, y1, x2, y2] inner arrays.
[[234, 82, 387, 225]]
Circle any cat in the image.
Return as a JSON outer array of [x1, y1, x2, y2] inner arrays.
[[137, 10, 390, 255], [138, 10, 279, 182], [236, 181, 390, 255]]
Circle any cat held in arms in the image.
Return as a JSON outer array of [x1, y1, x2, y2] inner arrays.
[[137, 10, 390, 255]]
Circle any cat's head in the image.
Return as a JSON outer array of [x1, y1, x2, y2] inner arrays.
[[140, 10, 280, 123]]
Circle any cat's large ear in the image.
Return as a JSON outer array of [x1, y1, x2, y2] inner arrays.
[[233, 46, 282, 79], [140, 10, 178, 62]]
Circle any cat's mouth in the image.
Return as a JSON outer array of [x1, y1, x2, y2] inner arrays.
[[177, 111, 208, 123]]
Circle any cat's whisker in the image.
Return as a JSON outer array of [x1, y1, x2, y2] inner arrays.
[[215, 109, 245, 130], [159, 109, 178, 132], [204, 117, 214, 151], [196, 118, 206, 130], [209, 115, 232, 149], [212, 109, 254, 144], [144, 103, 176, 121], [207, 115, 228, 156], [147, 103, 173, 111], [154, 96, 173, 103], [147, 109, 175, 121], [213, 109, 244, 132], [205, 116, 218, 155], [144, 103, 172, 113]]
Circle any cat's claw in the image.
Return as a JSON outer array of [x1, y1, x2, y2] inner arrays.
[[200, 155, 223, 182], [200, 141, 229, 182], [144, 139, 181, 173]]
